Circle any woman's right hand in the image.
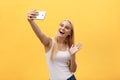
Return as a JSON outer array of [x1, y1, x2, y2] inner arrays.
[[27, 10, 38, 21]]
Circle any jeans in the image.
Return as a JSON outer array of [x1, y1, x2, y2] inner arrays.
[[67, 75, 76, 80], [49, 75, 76, 80]]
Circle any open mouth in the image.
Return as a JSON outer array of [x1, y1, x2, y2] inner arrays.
[[59, 30, 65, 34]]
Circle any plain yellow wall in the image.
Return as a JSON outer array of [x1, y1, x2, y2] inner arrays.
[[0, 0, 120, 80]]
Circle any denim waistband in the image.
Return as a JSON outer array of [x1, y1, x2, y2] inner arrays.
[[67, 75, 76, 80]]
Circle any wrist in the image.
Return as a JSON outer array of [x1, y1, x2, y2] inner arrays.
[[27, 19, 34, 22], [70, 54, 76, 60]]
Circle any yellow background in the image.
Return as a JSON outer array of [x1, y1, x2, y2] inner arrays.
[[0, 0, 120, 80]]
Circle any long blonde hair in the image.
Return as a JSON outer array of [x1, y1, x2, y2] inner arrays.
[[50, 20, 74, 60]]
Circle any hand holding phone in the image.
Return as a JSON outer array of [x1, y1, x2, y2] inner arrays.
[[36, 11, 46, 20]]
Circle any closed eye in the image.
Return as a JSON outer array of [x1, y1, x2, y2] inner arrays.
[[65, 26, 70, 30]]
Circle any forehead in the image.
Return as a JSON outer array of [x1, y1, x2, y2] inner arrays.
[[61, 21, 71, 26]]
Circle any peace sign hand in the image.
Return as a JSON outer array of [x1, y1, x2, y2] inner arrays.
[[69, 43, 82, 55]]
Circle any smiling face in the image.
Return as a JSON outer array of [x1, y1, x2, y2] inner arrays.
[[57, 20, 72, 38]]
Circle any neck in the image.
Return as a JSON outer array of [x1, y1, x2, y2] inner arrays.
[[57, 37, 66, 44]]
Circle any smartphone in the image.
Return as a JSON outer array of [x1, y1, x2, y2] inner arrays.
[[36, 11, 46, 20]]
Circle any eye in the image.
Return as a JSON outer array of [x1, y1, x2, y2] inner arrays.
[[65, 26, 70, 30]]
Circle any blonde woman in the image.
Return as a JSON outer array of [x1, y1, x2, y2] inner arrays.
[[27, 10, 82, 80]]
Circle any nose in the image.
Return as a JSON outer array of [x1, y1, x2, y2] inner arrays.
[[61, 26, 65, 30]]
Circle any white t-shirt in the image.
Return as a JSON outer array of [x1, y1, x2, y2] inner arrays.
[[46, 38, 73, 80]]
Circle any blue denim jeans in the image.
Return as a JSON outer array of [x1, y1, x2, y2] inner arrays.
[[67, 75, 76, 80]]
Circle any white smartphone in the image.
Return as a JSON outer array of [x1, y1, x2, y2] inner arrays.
[[36, 11, 46, 20]]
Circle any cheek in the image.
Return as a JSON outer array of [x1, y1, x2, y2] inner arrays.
[[66, 30, 71, 35], [58, 26, 62, 30]]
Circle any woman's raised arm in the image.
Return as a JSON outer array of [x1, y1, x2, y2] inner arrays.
[[27, 10, 51, 47]]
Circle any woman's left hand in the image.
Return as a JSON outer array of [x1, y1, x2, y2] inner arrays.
[[69, 43, 82, 55]]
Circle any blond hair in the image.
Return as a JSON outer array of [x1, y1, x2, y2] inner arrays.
[[50, 20, 74, 60]]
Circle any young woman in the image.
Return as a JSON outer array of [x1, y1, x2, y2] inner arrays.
[[27, 10, 82, 80]]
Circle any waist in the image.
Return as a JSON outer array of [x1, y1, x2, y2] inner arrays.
[[67, 74, 76, 80], [49, 71, 73, 80]]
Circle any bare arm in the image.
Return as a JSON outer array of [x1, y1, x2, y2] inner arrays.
[[69, 43, 82, 72], [27, 10, 51, 47], [69, 54, 77, 72]]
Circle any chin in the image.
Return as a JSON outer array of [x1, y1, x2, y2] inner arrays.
[[57, 35, 65, 38], [57, 33, 66, 38]]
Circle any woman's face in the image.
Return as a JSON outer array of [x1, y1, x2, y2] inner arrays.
[[57, 20, 72, 38]]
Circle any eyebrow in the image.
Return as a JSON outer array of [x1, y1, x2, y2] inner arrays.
[[60, 23, 71, 29]]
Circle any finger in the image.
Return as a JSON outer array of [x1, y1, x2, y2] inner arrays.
[[30, 12, 38, 15], [76, 43, 82, 47], [28, 16, 36, 20], [28, 15, 36, 20], [28, 10, 38, 15], [76, 43, 82, 50], [31, 17, 36, 20], [32, 10, 39, 14], [28, 13, 37, 17], [29, 16, 36, 19]]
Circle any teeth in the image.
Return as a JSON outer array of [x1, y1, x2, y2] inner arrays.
[[60, 31, 64, 34]]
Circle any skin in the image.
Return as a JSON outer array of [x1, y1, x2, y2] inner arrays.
[[27, 10, 82, 72]]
